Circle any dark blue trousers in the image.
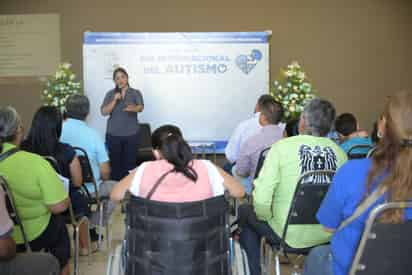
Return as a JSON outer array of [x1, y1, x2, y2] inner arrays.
[[239, 204, 282, 275], [106, 132, 139, 181]]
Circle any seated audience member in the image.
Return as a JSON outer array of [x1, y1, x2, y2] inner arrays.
[[61, 95, 116, 226], [335, 113, 373, 155], [0, 106, 71, 275], [239, 98, 347, 275], [225, 94, 275, 171], [304, 91, 412, 275], [0, 180, 60, 275], [234, 97, 284, 194], [111, 125, 245, 202], [20, 106, 95, 255]]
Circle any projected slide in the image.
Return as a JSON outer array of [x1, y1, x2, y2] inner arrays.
[[83, 32, 269, 149]]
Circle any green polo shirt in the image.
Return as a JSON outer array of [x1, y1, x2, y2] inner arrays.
[[253, 135, 347, 248], [0, 143, 68, 244]]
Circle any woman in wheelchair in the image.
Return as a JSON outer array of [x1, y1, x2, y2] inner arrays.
[[305, 91, 412, 275], [21, 106, 97, 255], [111, 124, 244, 202], [110, 125, 244, 274]]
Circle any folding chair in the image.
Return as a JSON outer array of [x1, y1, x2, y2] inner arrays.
[[254, 147, 271, 179], [0, 175, 31, 252], [349, 202, 412, 275], [230, 147, 270, 233], [366, 147, 377, 158], [260, 170, 336, 275], [347, 144, 374, 159], [136, 123, 155, 166], [44, 156, 91, 275], [72, 146, 110, 250]]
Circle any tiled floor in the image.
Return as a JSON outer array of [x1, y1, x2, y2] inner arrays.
[[71, 206, 302, 275], [70, 205, 125, 275]]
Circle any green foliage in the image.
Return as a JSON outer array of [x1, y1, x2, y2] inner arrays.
[[271, 61, 316, 121], [41, 63, 81, 112]]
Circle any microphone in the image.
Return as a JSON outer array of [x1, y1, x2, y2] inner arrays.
[[115, 84, 122, 93]]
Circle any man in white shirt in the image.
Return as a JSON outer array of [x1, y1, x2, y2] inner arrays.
[[234, 98, 285, 194], [225, 95, 273, 165]]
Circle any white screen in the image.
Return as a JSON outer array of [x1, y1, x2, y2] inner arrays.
[[83, 32, 269, 145]]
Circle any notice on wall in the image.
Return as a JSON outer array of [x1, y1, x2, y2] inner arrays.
[[0, 14, 60, 79]]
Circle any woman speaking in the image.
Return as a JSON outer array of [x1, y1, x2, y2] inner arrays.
[[101, 67, 144, 180]]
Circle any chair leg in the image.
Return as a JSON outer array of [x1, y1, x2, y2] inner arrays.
[[98, 203, 104, 250], [85, 219, 92, 266], [106, 223, 110, 250], [74, 225, 80, 275], [106, 252, 113, 275], [260, 238, 267, 275], [291, 255, 304, 275], [260, 237, 275, 275], [275, 253, 281, 275], [269, 247, 275, 275]]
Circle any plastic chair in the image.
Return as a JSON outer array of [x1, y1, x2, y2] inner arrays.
[[43, 156, 91, 275], [125, 195, 230, 275], [349, 202, 412, 275], [260, 170, 336, 275], [347, 144, 374, 159], [0, 175, 31, 252]]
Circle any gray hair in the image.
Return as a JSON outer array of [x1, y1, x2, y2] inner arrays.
[[65, 94, 90, 120], [302, 98, 336, 137], [0, 106, 21, 142]]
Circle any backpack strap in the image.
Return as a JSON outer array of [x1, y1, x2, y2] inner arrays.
[[338, 185, 388, 231]]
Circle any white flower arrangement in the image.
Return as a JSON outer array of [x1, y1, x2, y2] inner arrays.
[[41, 63, 81, 113], [271, 61, 316, 121]]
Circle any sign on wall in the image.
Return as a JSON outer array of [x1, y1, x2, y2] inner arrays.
[[0, 14, 60, 79]]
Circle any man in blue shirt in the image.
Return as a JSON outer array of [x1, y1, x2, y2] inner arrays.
[[335, 113, 373, 157], [61, 95, 117, 225]]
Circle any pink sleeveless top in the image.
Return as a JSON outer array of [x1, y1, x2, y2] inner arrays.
[[129, 159, 224, 203]]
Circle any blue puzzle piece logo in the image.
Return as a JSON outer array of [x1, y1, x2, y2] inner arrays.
[[236, 49, 262, 75]]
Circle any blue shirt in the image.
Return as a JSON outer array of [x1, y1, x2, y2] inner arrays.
[[61, 118, 110, 191], [340, 137, 373, 155], [317, 159, 412, 275]]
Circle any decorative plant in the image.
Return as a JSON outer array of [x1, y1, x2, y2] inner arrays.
[[41, 63, 81, 112], [271, 61, 316, 121]]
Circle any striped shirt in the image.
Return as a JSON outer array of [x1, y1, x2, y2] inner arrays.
[[236, 124, 284, 179]]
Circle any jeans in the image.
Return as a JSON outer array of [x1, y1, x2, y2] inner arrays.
[[303, 245, 333, 275], [239, 204, 282, 275], [106, 132, 139, 181]]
